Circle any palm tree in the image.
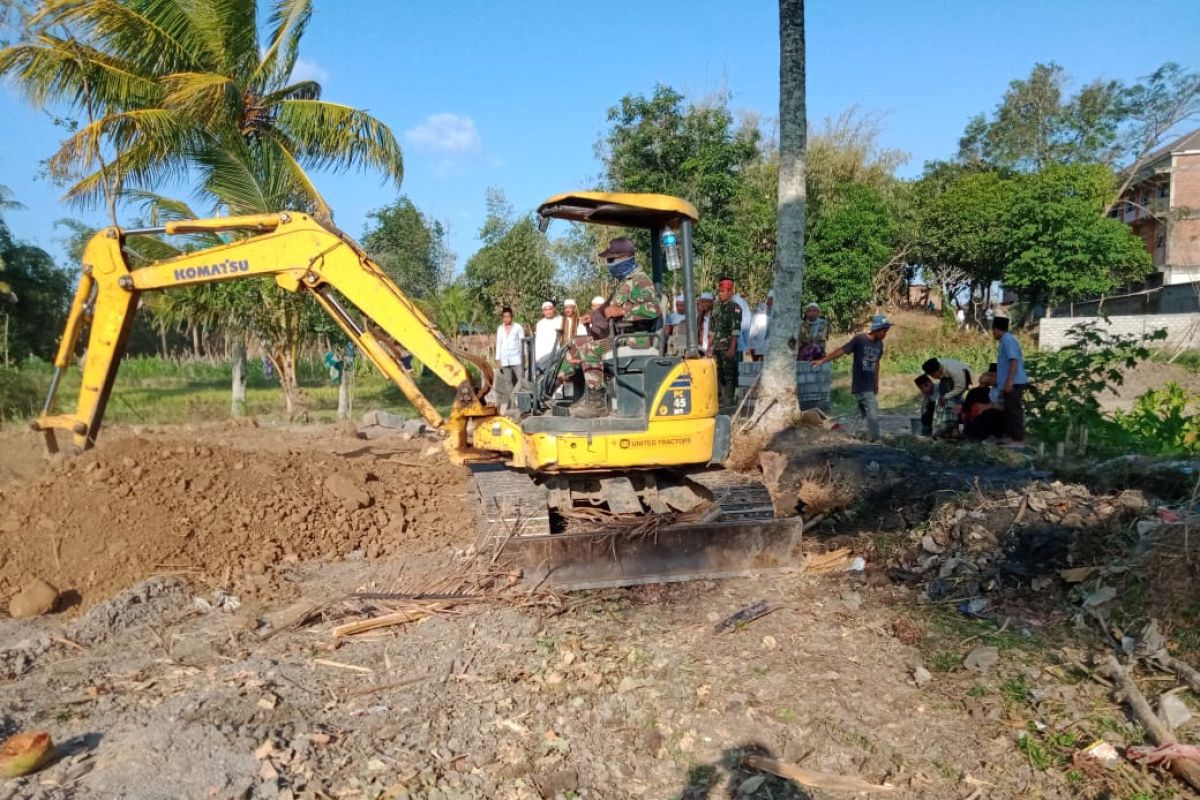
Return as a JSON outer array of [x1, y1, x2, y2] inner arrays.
[[757, 0, 806, 430], [0, 0, 402, 219], [2, 1, 404, 415]]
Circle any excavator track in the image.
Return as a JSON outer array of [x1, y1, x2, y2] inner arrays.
[[470, 465, 802, 590]]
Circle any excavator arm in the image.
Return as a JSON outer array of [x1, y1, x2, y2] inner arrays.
[[35, 212, 494, 456]]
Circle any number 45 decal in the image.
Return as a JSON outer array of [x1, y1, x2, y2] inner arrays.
[[658, 388, 692, 416]]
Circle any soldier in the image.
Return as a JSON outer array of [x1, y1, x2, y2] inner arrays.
[[567, 237, 658, 417], [712, 277, 743, 407]]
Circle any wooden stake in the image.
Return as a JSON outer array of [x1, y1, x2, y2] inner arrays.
[[1099, 655, 1200, 793]]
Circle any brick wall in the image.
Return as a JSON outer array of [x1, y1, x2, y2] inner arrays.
[[1169, 152, 1200, 283], [1038, 313, 1200, 351]]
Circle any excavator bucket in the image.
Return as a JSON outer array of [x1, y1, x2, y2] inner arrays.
[[470, 464, 804, 590]]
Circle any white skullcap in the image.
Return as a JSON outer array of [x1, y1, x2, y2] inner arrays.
[[541, 301, 554, 310], [591, 295, 605, 305], [805, 302, 820, 311], [700, 291, 714, 300], [768, 290, 775, 299], [563, 298, 576, 306], [675, 294, 684, 302]]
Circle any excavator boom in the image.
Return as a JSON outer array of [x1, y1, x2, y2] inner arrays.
[[36, 212, 492, 456]]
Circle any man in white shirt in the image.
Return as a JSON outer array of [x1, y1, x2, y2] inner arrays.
[[533, 300, 562, 363], [493, 306, 524, 403], [697, 291, 714, 354], [747, 290, 773, 360], [731, 286, 752, 354]]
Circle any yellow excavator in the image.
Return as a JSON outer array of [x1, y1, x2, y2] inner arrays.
[[33, 192, 801, 588]]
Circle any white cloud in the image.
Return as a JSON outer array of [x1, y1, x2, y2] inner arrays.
[[405, 113, 482, 156], [290, 57, 329, 84]]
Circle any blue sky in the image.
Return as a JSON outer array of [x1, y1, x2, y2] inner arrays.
[[1, 0, 1198, 268]]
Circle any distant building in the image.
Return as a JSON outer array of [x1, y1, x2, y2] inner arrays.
[[1111, 128, 1200, 286]]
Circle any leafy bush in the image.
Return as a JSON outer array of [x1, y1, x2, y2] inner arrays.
[[1113, 383, 1200, 454], [0, 365, 44, 423], [1025, 321, 1166, 445]]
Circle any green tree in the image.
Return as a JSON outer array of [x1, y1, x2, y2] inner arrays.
[[999, 163, 1152, 311], [912, 163, 1010, 304], [959, 60, 1200, 206], [0, 217, 72, 363], [958, 63, 1126, 171], [465, 190, 556, 324], [0, 0, 403, 218], [602, 84, 760, 282], [361, 196, 445, 300], [805, 183, 895, 328]]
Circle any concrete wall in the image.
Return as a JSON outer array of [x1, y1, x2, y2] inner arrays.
[[1039, 312, 1200, 351]]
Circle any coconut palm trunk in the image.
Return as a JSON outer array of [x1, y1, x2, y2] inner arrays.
[[231, 336, 247, 416], [757, 0, 807, 431]]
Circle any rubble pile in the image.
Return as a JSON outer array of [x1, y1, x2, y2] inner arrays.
[[887, 482, 1151, 604]]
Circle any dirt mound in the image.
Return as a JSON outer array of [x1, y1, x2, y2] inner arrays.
[[0, 428, 470, 609]]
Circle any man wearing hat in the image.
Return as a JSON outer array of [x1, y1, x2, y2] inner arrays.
[[712, 277, 744, 406], [566, 237, 658, 417], [811, 314, 892, 442], [534, 300, 562, 363], [797, 302, 829, 361]]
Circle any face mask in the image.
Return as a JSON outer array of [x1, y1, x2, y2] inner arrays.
[[607, 256, 636, 280]]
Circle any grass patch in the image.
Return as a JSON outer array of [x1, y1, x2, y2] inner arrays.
[[923, 606, 1042, 654], [0, 356, 453, 427], [999, 674, 1032, 705]]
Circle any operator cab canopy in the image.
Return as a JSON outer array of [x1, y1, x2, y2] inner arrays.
[[537, 192, 699, 232]]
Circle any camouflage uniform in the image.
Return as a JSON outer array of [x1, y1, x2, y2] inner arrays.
[[711, 298, 743, 403], [571, 268, 658, 388]]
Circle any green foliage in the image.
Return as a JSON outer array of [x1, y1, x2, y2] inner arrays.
[[1113, 383, 1200, 454], [0, 217, 71, 362], [914, 163, 1152, 313], [959, 63, 1126, 170], [0, 0, 403, 216], [0, 363, 43, 421], [913, 164, 1008, 290], [361, 196, 445, 300], [465, 190, 556, 324], [423, 282, 485, 336], [603, 85, 760, 284], [805, 183, 896, 328], [958, 60, 1200, 173], [1025, 321, 1166, 445], [999, 163, 1152, 309]]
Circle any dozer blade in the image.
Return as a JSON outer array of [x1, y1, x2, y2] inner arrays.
[[470, 466, 804, 590], [504, 516, 803, 590]]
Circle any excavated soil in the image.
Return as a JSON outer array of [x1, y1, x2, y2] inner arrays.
[[0, 423, 469, 610], [1, 421, 1197, 800]]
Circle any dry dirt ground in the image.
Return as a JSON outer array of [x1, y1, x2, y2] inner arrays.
[[0, 422, 1196, 800]]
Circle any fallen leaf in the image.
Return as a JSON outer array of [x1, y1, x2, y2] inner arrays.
[[1083, 585, 1117, 607], [254, 740, 275, 760], [1059, 567, 1095, 583]]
